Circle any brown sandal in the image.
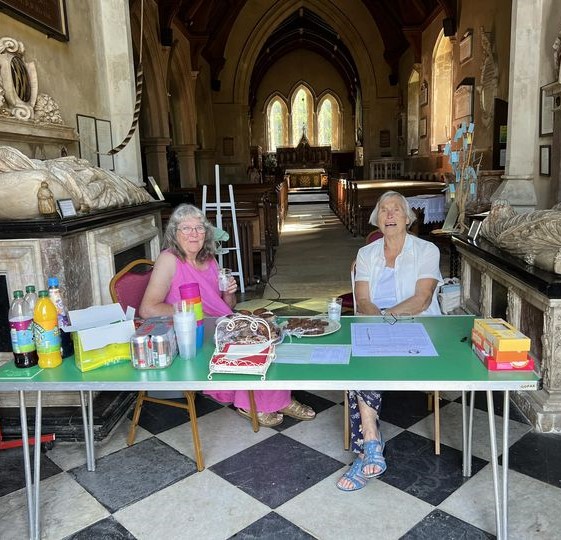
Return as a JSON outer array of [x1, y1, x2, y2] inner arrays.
[[237, 408, 284, 427], [279, 399, 316, 421]]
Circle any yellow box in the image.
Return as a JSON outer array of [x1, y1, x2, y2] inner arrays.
[[473, 318, 530, 352], [72, 333, 133, 372], [63, 304, 136, 372]]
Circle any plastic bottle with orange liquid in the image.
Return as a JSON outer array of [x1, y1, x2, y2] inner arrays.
[[33, 290, 62, 368]]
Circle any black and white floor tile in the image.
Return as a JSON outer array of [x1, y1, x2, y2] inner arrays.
[[1, 300, 560, 539]]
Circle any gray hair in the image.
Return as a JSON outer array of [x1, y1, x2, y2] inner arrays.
[[369, 191, 417, 229], [163, 204, 216, 263]]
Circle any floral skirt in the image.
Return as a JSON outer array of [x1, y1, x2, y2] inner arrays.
[[347, 390, 382, 454]]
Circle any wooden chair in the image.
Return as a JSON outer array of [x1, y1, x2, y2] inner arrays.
[[109, 258, 205, 471]]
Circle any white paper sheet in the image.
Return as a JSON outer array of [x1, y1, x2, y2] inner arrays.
[[351, 323, 438, 357], [274, 344, 351, 364]]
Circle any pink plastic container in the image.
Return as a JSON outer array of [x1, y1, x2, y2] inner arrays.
[[179, 283, 200, 300]]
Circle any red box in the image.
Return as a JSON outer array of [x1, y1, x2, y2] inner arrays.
[[472, 341, 535, 371]]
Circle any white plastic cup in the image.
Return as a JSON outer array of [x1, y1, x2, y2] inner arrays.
[[173, 311, 196, 359], [218, 268, 232, 291], [327, 297, 343, 321]]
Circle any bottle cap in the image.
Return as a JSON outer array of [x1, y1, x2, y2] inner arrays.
[[13, 290, 23, 298], [48, 277, 59, 288], [179, 283, 201, 300], [25, 285, 36, 293], [38, 290, 49, 298]]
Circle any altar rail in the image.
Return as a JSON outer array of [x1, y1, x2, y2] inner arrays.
[[329, 177, 446, 236], [165, 181, 288, 284], [453, 235, 561, 432], [369, 158, 404, 179]]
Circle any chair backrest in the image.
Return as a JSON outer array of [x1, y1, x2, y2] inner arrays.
[[365, 229, 383, 245], [109, 258, 155, 311], [350, 260, 357, 314]]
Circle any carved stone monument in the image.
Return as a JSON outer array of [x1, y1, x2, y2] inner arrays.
[[0, 146, 153, 218], [480, 199, 561, 274]]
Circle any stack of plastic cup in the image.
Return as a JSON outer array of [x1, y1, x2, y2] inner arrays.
[[179, 283, 204, 350], [173, 303, 196, 359]]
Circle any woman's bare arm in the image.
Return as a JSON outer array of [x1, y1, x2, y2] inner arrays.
[[355, 281, 384, 315], [139, 253, 177, 318], [387, 278, 438, 316]]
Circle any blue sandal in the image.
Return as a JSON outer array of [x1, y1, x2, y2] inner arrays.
[[362, 437, 386, 479], [336, 457, 368, 491]]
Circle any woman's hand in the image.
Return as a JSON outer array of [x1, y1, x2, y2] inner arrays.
[[224, 276, 238, 295], [221, 276, 238, 309]]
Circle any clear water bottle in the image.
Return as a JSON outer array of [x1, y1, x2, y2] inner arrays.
[[48, 277, 74, 358], [24, 285, 38, 312], [9, 290, 38, 368]]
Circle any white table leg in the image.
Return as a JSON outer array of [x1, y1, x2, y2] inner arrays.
[[80, 391, 96, 472], [486, 390, 503, 540], [502, 390, 510, 538], [467, 390, 475, 477], [18, 391, 35, 540], [462, 391, 467, 476], [32, 391, 42, 540]]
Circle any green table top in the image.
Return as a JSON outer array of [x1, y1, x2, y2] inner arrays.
[[0, 316, 540, 392]]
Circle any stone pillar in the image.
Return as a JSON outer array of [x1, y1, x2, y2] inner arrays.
[[491, 0, 540, 211], [142, 137, 171, 192], [91, 0, 142, 181], [196, 148, 217, 185], [174, 144, 198, 188]]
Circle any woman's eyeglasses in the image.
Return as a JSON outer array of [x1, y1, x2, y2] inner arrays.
[[383, 313, 414, 325], [178, 225, 205, 235]]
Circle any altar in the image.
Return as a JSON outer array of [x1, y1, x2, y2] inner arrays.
[[284, 168, 327, 189], [276, 133, 331, 188]]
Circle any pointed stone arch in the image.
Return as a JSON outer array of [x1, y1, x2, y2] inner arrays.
[[264, 92, 289, 151], [317, 90, 343, 149], [431, 30, 453, 150]]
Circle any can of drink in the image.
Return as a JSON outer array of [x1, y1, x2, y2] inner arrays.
[[130, 317, 177, 369], [130, 335, 149, 369]]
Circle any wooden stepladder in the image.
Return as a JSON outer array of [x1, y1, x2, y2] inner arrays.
[[202, 165, 245, 293]]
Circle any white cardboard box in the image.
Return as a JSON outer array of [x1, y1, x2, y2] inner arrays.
[[62, 304, 136, 350]]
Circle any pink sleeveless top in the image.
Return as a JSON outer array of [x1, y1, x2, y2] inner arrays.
[[164, 250, 233, 317]]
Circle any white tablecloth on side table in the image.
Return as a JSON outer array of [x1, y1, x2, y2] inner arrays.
[[406, 194, 446, 223]]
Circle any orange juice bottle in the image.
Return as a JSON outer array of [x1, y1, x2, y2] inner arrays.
[[33, 290, 62, 368]]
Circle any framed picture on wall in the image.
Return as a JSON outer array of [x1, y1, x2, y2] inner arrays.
[[539, 145, 551, 176], [0, 0, 69, 41], [539, 85, 554, 136], [76, 114, 98, 167], [459, 30, 473, 64], [420, 80, 428, 107], [454, 78, 475, 123], [95, 119, 115, 171], [419, 117, 427, 138]]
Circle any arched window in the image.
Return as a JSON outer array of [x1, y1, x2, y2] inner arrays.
[[266, 96, 288, 152], [431, 31, 453, 150], [318, 94, 341, 149], [407, 70, 420, 154], [291, 85, 314, 144]]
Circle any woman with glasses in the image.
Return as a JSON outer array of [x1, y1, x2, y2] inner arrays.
[[140, 204, 315, 427], [337, 191, 442, 492]]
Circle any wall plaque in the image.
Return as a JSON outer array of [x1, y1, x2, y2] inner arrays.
[[0, 0, 69, 41]]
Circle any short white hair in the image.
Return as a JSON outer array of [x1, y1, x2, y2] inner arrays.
[[369, 191, 417, 228]]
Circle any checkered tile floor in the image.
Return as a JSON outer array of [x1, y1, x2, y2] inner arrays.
[[1, 298, 560, 539]]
